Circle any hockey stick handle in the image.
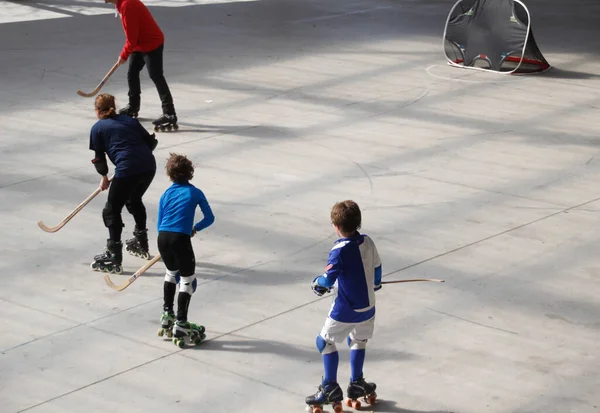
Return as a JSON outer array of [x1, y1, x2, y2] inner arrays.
[[381, 278, 445, 284], [77, 62, 119, 97], [37, 175, 114, 232]]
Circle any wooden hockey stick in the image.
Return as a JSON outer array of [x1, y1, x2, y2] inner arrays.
[[382, 278, 445, 284], [37, 176, 114, 233], [104, 254, 162, 291], [77, 62, 119, 97]]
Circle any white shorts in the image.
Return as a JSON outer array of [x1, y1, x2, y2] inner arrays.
[[319, 316, 375, 343]]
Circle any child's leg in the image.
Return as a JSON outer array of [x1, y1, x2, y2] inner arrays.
[[316, 334, 339, 384], [348, 316, 375, 380], [173, 234, 196, 323], [157, 232, 178, 314]]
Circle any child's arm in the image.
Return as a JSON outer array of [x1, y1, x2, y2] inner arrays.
[[156, 193, 165, 231], [311, 248, 342, 296], [373, 241, 382, 291], [192, 189, 215, 235]]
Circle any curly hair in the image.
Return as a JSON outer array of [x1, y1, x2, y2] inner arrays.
[[165, 153, 194, 183], [331, 200, 362, 235], [95, 93, 117, 119]]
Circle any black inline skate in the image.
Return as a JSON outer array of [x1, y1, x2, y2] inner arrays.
[[91, 239, 123, 274], [119, 104, 139, 118], [305, 381, 344, 413], [125, 227, 150, 260], [172, 321, 206, 348], [152, 113, 178, 132], [345, 375, 377, 409]]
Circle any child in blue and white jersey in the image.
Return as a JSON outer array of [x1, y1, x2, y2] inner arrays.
[[306, 200, 382, 410]]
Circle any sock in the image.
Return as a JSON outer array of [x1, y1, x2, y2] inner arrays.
[[163, 281, 176, 313], [350, 349, 365, 381], [322, 351, 339, 384], [177, 291, 191, 323]]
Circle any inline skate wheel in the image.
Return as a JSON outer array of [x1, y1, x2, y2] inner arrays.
[[173, 124, 179, 131], [173, 338, 185, 348], [158, 328, 164, 337], [154, 125, 159, 132], [367, 394, 376, 405], [333, 403, 343, 413], [166, 125, 172, 131], [312, 407, 323, 413]]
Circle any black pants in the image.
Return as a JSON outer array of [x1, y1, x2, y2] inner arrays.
[[158, 231, 196, 321], [157, 231, 196, 277], [102, 171, 155, 242], [127, 44, 175, 115]]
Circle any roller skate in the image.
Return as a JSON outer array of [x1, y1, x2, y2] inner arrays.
[[152, 113, 178, 132], [305, 381, 344, 413], [157, 310, 175, 338], [119, 104, 139, 118], [345, 375, 377, 409], [125, 227, 150, 259], [90, 240, 123, 274], [172, 320, 206, 348]]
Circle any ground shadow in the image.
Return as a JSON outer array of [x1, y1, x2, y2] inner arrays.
[[537, 66, 600, 80], [196, 336, 418, 364], [374, 399, 456, 413]]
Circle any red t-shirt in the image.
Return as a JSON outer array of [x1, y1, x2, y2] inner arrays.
[[117, 0, 164, 61]]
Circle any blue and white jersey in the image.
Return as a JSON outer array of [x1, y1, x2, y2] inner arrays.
[[316, 233, 382, 323]]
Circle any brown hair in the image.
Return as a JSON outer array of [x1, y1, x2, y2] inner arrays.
[[95, 93, 117, 119], [331, 200, 362, 235], [166, 153, 194, 183]]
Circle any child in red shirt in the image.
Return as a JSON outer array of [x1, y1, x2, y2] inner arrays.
[[105, 0, 178, 131]]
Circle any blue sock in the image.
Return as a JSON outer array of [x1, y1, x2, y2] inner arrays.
[[322, 351, 339, 384], [350, 349, 365, 381]]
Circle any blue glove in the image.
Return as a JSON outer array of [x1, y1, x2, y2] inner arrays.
[[311, 276, 330, 296]]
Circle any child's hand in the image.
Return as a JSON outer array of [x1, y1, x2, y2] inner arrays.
[[311, 276, 330, 296]]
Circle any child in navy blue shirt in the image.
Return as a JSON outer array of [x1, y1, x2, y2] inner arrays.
[[89, 93, 157, 275], [306, 200, 381, 412], [156, 153, 215, 347]]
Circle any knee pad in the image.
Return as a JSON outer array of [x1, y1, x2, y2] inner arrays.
[[179, 275, 197, 295], [347, 336, 367, 350], [316, 335, 337, 355], [102, 202, 122, 228], [164, 269, 179, 284]]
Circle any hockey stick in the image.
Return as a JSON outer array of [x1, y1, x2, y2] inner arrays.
[[382, 278, 445, 284], [37, 176, 114, 233], [77, 62, 119, 97], [104, 254, 162, 291]]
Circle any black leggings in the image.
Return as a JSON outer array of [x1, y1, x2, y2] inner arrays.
[[158, 231, 196, 320], [102, 171, 155, 241], [157, 231, 196, 277], [127, 44, 175, 115]]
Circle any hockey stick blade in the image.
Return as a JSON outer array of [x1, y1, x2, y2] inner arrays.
[[381, 278, 445, 284], [104, 254, 162, 291], [38, 176, 113, 233], [77, 62, 119, 97]]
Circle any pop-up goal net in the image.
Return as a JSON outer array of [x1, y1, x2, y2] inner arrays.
[[443, 0, 550, 74]]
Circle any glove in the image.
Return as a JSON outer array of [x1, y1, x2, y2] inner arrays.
[[311, 276, 330, 296], [150, 134, 158, 151], [374, 284, 382, 292]]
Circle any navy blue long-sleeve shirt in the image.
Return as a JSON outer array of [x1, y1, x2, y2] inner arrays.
[[89, 114, 156, 178], [157, 182, 215, 236]]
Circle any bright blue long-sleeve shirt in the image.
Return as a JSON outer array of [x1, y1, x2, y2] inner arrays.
[[157, 182, 215, 236]]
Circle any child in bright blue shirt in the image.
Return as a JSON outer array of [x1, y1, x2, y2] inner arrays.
[[156, 153, 214, 347]]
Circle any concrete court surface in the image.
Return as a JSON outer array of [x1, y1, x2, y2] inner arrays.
[[1, 0, 600, 412]]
